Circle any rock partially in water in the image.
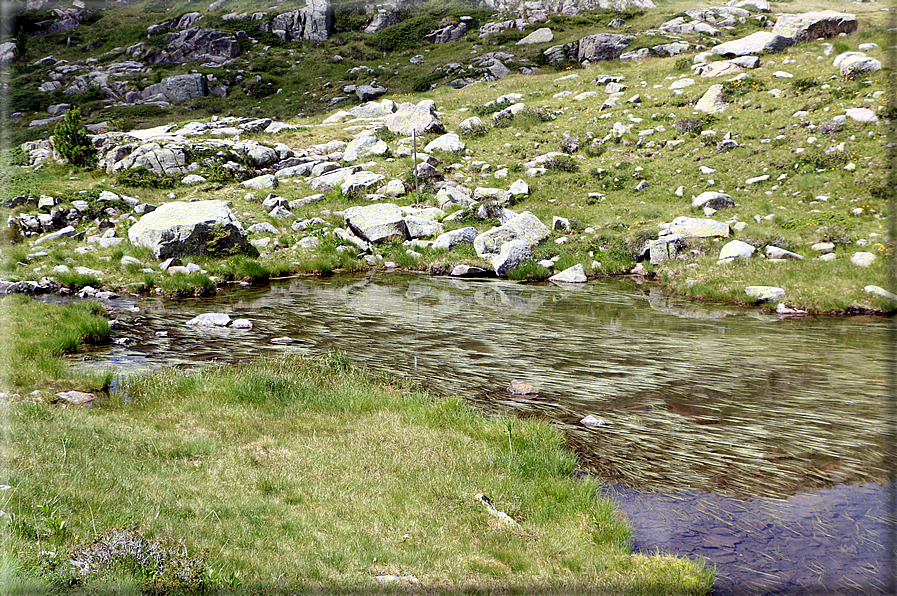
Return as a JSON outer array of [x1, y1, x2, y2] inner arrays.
[[231, 319, 253, 329], [549, 264, 587, 283], [745, 286, 785, 302], [186, 313, 231, 327], [508, 380, 538, 395]]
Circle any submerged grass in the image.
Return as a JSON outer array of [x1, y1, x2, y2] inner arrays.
[[1, 301, 714, 595]]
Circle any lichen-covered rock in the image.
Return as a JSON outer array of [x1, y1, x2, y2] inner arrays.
[[340, 171, 385, 196], [719, 240, 756, 260], [424, 133, 465, 153], [667, 216, 729, 238], [112, 142, 188, 176], [140, 73, 208, 102], [549, 264, 587, 283], [474, 211, 550, 257], [128, 200, 252, 259], [695, 85, 728, 114], [692, 192, 735, 210], [343, 203, 408, 244], [343, 136, 389, 162], [259, 0, 333, 42], [491, 239, 532, 277], [436, 186, 475, 211], [150, 28, 242, 65]]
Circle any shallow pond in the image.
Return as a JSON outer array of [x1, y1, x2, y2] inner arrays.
[[77, 272, 894, 594]]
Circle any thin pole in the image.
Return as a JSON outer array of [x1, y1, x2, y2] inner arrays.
[[412, 129, 420, 205]]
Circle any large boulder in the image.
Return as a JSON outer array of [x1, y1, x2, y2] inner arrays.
[[667, 216, 730, 238], [386, 101, 446, 136], [340, 171, 385, 196], [343, 203, 408, 244], [772, 11, 857, 43], [308, 165, 364, 191], [491, 239, 532, 277], [433, 227, 477, 250], [695, 85, 728, 114], [517, 27, 554, 45], [150, 28, 242, 65], [348, 100, 396, 119], [436, 186, 475, 211], [711, 31, 792, 57], [128, 200, 252, 259], [140, 73, 209, 102], [259, 0, 333, 42], [343, 136, 389, 162], [577, 33, 633, 62], [473, 211, 550, 257]]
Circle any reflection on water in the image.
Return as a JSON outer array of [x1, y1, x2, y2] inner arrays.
[[75, 272, 894, 594]]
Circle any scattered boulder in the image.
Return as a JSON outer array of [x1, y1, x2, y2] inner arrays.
[[343, 203, 408, 244], [128, 200, 252, 259], [643, 235, 686, 265], [667, 216, 729, 238], [474, 211, 550, 257], [695, 84, 728, 114], [386, 101, 445, 136], [577, 33, 633, 62], [719, 240, 756, 260], [491, 238, 532, 277], [341, 171, 386, 196], [765, 246, 804, 260], [140, 73, 208, 102], [692, 192, 735, 210], [839, 55, 882, 78], [433, 227, 477, 250], [771, 11, 857, 43], [424, 133, 465, 153], [343, 136, 389, 162], [850, 252, 876, 267], [436, 186, 475, 211], [150, 28, 242, 65], [356, 84, 388, 102], [517, 28, 553, 45]]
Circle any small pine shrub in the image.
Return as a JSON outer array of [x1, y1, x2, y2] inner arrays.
[[52, 108, 96, 168], [674, 57, 690, 72], [115, 166, 177, 189], [543, 155, 580, 172]]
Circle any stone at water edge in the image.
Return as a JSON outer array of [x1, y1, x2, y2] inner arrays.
[[186, 313, 231, 327], [549, 264, 587, 284], [745, 286, 785, 302], [55, 391, 96, 405], [343, 203, 408, 244], [433, 227, 477, 251], [231, 319, 253, 329], [508, 380, 538, 395], [491, 238, 532, 277], [450, 264, 488, 277]]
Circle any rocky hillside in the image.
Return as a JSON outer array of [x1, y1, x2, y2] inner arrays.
[[1, 0, 893, 314]]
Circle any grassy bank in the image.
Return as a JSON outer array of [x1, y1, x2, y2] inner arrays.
[[1, 298, 714, 594]]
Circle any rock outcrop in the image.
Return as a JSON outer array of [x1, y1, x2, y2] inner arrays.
[[148, 28, 242, 65], [259, 0, 333, 42]]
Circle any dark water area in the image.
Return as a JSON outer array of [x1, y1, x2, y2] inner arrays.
[[73, 272, 895, 595]]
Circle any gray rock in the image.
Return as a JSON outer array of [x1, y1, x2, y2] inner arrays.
[[549, 264, 587, 283], [343, 203, 408, 244], [517, 28, 553, 45], [231, 318, 253, 329], [181, 174, 207, 185], [128, 200, 252, 259], [433, 227, 477, 250], [644, 235, 686, 265], [186, 313, 231, 327], [771, 11, 857, 43], [695, 84, 728, 114], [249, 222, 278, 234], [840, 55, 882, 78], [745, 286, 785, 302], [356, 84, 388, 102], [577, 33, 633, 62], [47, 103, 72, 116], [692, 192, 735, 210], [811, 242, 835, 253], [334, 227, 371, 252], [845, 108, 878, 123], [141, 73, 208, 102], [491, 238, 532, 277], [851, 252, 876, 267], [436, 186, 474, 211], [711, 31, 792, 57], [459, 116, 486, 135], [424, 133, 465, 153], [386, 101, 445, 136], [667, 216, 729, 238], [112, 142, 188, 177], [765, 246, 804, 260], [863, 285, 897, 301], [474, 211, 550, 257], [620, 48, 651, 61], [343, 136, 389, 162], [242, 174, 278, 190], [404, 216, 444, 239], [55, 390, 96, 405], [308, 165, 363, 191], [259, 1, 333, 42], [340, 171, 385, 196], [450, 264, 488, 277], [719, 240, 756, 260], [152, 28, 242, 65], [269, 206, 292, 219], [348, 100, 396, 118]]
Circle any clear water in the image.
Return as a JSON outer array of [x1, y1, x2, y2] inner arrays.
[[76, 272, 895, 594]]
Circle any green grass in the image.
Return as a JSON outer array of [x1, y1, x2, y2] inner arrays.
[[2, 350, 714, 594], [0, 294, 112, 391], [158, 272, 217, 298]]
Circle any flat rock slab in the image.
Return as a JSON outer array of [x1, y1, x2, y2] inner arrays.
[[474, 211, 550, 257], [128, 200, 250, 259], [863, 285, 897, 301], [344, 203, 408, 244], [517, 27, 553, 45], [711, 31, 792, 57], [668, 216, 729, 238]]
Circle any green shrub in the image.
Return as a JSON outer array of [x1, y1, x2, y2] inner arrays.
[[674, 57, 691, 72], [720, 76, 765, 100], [791, 77, 820, 93], [543, 154, 580, 172], [52, 108, 96, 168], [56, 271, 102, 291], [411, 71, 446, 93], [365, 13, 439, 52]]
